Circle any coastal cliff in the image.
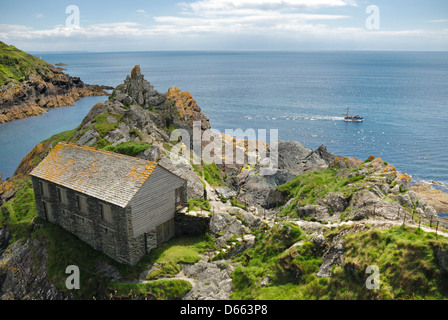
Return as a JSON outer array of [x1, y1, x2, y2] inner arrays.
[[0, 67, 447, 300], [0, 41, 112, 124]]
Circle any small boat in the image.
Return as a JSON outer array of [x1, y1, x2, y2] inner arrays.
[[344, 107, 363, 122]]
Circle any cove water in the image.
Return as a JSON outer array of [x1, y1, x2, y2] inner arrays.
[[1, 51, 447, 194]]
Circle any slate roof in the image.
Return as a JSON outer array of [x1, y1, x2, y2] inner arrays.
[[30, 142, 158, 208]]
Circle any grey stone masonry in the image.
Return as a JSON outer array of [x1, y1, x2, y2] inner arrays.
[[30, 142, 188, 266]]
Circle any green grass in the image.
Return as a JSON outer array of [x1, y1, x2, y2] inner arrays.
[[192, 162, 225, 187], [276, 168, 362, 217], [108, 279, 192, 300], [144, 235, 216, 280], [229, 224, 448, 300], [129, 128, 144, 141], [331, 225, 448, 300], [91, 113, 123, 138], [31, 219, 116, 299], [104, 141, 152, 157], [187, 198, 211, 212], [203, 163, 225, 187], [230, 223, 305, 300], [42, 129, 76, 149], [0, 177, 37, 242], [230, 197, 248, 210], [0, 41, 53, 85], [116, 234, 217, 280]]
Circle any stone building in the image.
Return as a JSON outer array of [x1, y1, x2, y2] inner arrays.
[[30, 142, 187, 265]]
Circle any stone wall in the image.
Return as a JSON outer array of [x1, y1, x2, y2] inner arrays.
[[31, 176, 134, 265], [174, 212, 210, 237]]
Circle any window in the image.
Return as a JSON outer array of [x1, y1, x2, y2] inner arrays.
[[175, 187, 184, 208], [39, 181, 50, 197], [101, 203, 112, 223], [77, 195, 88, 212], [42, 201, 53, 222], [57, 187, 68, 205]]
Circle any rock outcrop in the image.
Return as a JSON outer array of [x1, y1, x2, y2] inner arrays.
[[166, 86, 211, 132], [412, 184, 448, 214], [235, 140, 336, 208], [0, 41, 112, 124]]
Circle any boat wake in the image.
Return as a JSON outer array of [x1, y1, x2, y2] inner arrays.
[[244, 115, 346, 121]]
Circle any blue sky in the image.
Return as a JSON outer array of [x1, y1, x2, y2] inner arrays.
[[0, 0, 447, 51]]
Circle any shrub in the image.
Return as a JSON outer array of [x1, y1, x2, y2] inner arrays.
[[104, 141, 152, 157]]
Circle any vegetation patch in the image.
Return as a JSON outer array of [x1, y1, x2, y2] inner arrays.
[[187, 198, 211, 212], [108, 279, 192, 300], [42, 129, 76, 149], [0, 177, 37, 242], [328, 225, 448, 300], [191, 162, 225, 187], [230, 224, 448, 300], [277, 168, 362, 217], [0, 41, 53, 85], [104, 141, 152, 157], [230, 223, 306, 300], [91, 113, 123, 137], [32, 219, 115, 299]]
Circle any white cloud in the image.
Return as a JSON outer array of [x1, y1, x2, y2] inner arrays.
[[36, 13, 44, 19], [1, 0, 447, 51], [185, 0, 355, 13], [429, 19, 448, 23]]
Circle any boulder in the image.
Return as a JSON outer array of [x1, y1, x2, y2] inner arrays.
[[317, 192, 349, 214], [209, 212, 249, 247], [214, 186, 237, 200], [77, 129, 100, 146], [158, 154, 204, 200], [297, 204, 331, 221], [412, 184, 448, 214], [182, 258, 233, 300]]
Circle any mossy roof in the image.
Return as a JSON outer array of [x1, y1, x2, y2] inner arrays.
[[30, 142, 158, 207]]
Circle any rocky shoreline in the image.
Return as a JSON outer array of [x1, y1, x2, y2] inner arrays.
[[0, 41, 112, 124], [1, 66, 448, 300]]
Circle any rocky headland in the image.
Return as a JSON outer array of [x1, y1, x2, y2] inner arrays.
[[0, 41, 112, 124], [1, 66, 447, 300]]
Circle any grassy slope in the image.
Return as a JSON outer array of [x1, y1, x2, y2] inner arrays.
[[0, 129, 204, 299], [276, 168, 365, 217], [229, 224, 448, 300], [0, 41, 53, 86]]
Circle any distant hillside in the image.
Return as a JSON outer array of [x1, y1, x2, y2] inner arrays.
[[0, 42, 53, 86], [0, 41, 112, 124]]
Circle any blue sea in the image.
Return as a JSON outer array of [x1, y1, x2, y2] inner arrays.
[[1, 51, 447, 195]]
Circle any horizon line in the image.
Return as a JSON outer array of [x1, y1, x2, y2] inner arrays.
[[28, 49, 448, 54]]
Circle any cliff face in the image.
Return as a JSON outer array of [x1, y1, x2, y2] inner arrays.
[[0, 41, 112, 124]]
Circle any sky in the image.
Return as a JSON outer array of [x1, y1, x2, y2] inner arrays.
[[0, 0, 447, 52]]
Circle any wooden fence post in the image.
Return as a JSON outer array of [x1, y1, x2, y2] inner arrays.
[[418, 217, 421, 230], [430, 216, 432, 228], [436, 221, 439, 236]]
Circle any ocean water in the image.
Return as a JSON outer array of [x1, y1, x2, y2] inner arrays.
[[1, 51, 447, 194]]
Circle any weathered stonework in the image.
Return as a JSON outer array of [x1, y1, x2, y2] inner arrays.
[[29, 143, 187, 266]]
